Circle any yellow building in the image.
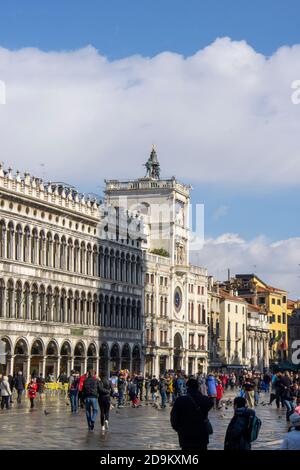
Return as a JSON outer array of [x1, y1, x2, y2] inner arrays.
[[232, 275, 289, 364]]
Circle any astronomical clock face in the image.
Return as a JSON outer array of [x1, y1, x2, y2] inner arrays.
[[174, 287, 183, 315]]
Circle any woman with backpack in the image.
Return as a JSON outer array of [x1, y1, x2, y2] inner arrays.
[[224, 397, 261, 450]]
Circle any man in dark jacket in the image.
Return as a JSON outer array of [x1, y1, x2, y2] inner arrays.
[[14, 371, 26, 403], [82, 370, 100, 430], [224, 397, 255, 450], [170, 378, 213, 451]]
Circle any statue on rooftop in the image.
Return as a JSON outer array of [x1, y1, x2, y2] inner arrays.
[[144, 145, 160, 179]]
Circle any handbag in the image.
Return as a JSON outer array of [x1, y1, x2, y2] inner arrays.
[[188, 395, 213, 435]]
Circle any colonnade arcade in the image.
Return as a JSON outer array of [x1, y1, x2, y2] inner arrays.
[[0, 220, 142, 285], [0, 279, 142, 329], [0, 337, 142, 379]]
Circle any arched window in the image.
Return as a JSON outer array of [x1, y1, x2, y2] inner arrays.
[[86, 244, 92, 275], [80, 242, 86, 275], [7, 222, 14, 259], [67, 238, 73, 271], [74, 241, 79, 273], [0, 220, 6, 258], [15, 225, 22, 261], [53, 235, 60, 268], [46, 232, 52, 267], [60, 236, 66, 270], [31, 228, 38, 264], [7, 279, 14, 318], [16, 281, 22, 319], [39, 231, 45, 266]]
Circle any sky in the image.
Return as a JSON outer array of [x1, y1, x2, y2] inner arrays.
[[1, 1, 300, 296]]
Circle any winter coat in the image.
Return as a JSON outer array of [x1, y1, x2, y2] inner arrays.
[[0, 379, 12, 397], [82, 376, 100, 399], [98, 378, 111, 400], [159, 379, 167, 393], [171, 390, 213, 449], [14, 374, 25, 391], [128, 382, 137, 399], [68, 375, 79, 393], [27, 382, 38, 399], [79, 374, 87, 392], [174, 378, 187, 396], [224, 407, 255, 450], [216, 384, 223, 401], [117, 377, 126, 392], [281, 430, 300, 450], [150, 378, 159, 393], [206, 375, 217, 397]]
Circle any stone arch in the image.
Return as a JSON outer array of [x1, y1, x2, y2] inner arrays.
[[15, 280, 22, 319], [0, 336, 12, 376], [110, 343, 120, 373], [132, 345, 141, 374], [67, 237, 73, 271], [60, 340, 72, 376], [0, 219, 6, 258], [7, 278, 14, 318], [30, 338, 45, 377], [74, 341, 86, 374], [45, 339, 59, 379], [121, 343, 131, 370], [87, 342, 97, 371], [80, 240, 86, 274], [14, 337, 29, 378], [7, 221, 14, 259], [15, 223, 23, 261], [23, 282, 30, 320], [99, 343, 109, 377], [46, 231, 53, 267]]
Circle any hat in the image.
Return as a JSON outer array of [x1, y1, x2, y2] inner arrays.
[[290, 413, 300, 427]]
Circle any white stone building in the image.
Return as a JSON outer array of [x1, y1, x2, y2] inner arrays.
[[105, 148, 208, 376], [246, 303, 269, 371], [218, 288, 249, 370], [0, 164, 144, 380]]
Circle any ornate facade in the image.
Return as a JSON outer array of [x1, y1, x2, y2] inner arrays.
[[105, 149, 208, 376], [0, 165, 144, 379]]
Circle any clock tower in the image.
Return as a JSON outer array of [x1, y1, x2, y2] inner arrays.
[[105, 146, 191, 266]]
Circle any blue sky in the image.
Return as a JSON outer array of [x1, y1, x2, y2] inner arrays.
[[1, 0, 300, 241], [1, 1, 300, 294], [1, 0, 300, 58]]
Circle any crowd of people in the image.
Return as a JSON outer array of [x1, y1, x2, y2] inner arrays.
[[1, 367, 300, 449]]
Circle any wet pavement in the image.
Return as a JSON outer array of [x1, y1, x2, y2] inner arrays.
[[0, 391, 288, 450]]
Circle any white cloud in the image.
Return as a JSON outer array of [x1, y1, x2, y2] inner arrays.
[[1, 38, 300, 191], [190, 234, 300, 299]]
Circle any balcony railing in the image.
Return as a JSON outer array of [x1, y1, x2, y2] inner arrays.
[[146, 340, 156, 347], [160, 342, 169, 347]]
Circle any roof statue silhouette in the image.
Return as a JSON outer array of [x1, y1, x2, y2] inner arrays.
[[144, 145, 160, 179]]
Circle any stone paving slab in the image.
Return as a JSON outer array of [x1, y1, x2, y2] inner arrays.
[[0, 392, 288, 450]]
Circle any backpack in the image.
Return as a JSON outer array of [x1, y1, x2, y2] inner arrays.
[[247, 414, 262, 442]]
